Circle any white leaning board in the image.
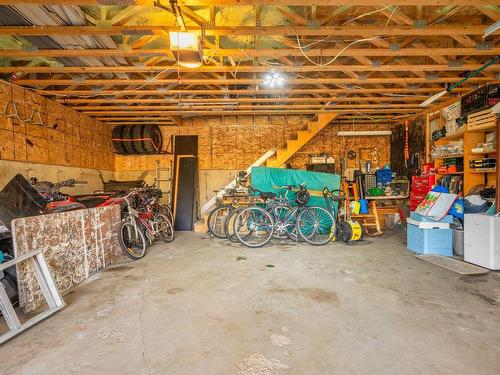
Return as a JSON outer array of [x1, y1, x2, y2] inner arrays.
[[464, 214, 500, 270]]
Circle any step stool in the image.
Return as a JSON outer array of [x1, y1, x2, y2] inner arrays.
[[0, 249, 65, 344]]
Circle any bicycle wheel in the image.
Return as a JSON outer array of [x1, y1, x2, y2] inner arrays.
[[224, 207, 243, 242], [118, 219, 147, 259], [297, 206, 335, 246], [234, 206, 274, 248], [207, 205, 229, 238], [156, 213, 174, 243], [160, 204, 174, 226]]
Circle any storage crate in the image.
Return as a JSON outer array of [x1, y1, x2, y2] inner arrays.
[[412, 175, 435, 186], [461, 83, 499, 116], [467, 109, 496, 132], [376, 168, 393, 184], [409, 212, 453, 223], [362, 173, 377, 191], [407, 224, 453, 256]]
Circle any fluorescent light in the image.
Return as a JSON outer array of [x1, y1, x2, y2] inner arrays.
[[337, 131, 392, 136], [419, 90, 447, 107], [484, 21, 500, 38], [169, 31, 203, 68]]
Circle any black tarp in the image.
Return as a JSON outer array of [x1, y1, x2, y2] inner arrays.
[[0, 174, 46, 231]]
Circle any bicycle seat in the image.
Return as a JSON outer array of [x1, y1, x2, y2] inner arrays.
[[260, 192, 276, 200]]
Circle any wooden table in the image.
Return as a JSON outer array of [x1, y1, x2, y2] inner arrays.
[[365, 195, 409, 228]]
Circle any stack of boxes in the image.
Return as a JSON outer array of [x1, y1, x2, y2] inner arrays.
[[410, 175, 435, 211]]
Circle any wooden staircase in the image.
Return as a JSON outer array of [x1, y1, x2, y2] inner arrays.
[[266, 112, 338, 168]]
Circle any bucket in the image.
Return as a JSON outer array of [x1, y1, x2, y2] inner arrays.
[[452, 229, 464, 256]]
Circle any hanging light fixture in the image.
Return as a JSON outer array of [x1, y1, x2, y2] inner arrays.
[[263, 72, 285, 88], [169, 31, 203, 68], [155, 0, 203, 68]]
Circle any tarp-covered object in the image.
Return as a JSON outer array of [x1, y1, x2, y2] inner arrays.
[[250, 167, 341, 208], [0, 174, 46, 231]]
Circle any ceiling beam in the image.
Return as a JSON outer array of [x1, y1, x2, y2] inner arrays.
[[38, 87, 471, 97], [69, 104, 424, 111], [58, 96, 427, 104], [15, 77, 496, 86], [1, 64, 496, 74], [88, 108, 421, 116], [2, 47, 498, 58], [3, 1, 497, 6], [0, 25, 492, 37]]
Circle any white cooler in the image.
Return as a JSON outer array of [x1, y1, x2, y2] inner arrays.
[[464, 214, 500, 270]]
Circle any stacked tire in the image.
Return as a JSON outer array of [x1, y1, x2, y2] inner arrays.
[[112, 124, 163, 155]]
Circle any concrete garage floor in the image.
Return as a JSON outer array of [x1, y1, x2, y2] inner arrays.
[[1, 231, 499, 375]]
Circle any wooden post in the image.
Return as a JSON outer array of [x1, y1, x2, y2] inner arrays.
[[496, 117, 500, 213]]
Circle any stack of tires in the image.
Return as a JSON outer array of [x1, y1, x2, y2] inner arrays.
[[112, 124, 163, 155]]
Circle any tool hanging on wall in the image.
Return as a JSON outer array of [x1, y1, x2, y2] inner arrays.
[[404, 120, 410, 168]]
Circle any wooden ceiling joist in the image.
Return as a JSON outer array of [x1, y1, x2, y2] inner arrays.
[[2, 1, 497, 6], [40, 87, 472, 97], [0, 25, 492, 37], [58, 96, 428, 104], [16, 77, 496, 86], [2, 64, 497, 74], [3, 47, 498, 58]]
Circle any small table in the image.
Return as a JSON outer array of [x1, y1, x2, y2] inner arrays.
[[365, 195, 409, 227]]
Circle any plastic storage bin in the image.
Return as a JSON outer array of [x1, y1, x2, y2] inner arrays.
[[376, 168, 393, 184], [407, 224, 453, 256], [409, 212, 453, 223], [407, 212, 453, 256]]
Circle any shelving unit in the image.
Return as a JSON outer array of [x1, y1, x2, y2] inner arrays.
[[431, 107, 498, 194]]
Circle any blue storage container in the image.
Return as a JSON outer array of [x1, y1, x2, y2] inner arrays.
[[407, 223, 453, 256], [409, 212, 453, 223], [376, 168, 393, 184]]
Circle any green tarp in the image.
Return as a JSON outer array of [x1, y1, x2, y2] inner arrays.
[[250, 167, 341, 209]]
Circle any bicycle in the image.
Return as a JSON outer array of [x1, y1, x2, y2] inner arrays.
[[234, 184, 332, 248], [207, 172, 250, 239], [295, 187, 338, 245], [118, 188, 174, 260]]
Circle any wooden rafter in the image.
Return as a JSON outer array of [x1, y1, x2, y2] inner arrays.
[[0, 25, 493, 37], [2, 47, 498, 58]]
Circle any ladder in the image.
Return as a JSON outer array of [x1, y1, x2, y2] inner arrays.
[[0, 249, 65, 344], [155, 160, 173, 206]]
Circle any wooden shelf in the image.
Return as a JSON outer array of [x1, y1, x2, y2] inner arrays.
[[468, 123, 496, 132], [436, 171, 464, 175], [435, 154, 464, 159], [469, 169, 496, 174], [470, 149, 497, 155], [437, 127, 466, 142]]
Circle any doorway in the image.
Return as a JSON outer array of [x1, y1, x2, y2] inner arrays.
[[172, 136, 199, 231]]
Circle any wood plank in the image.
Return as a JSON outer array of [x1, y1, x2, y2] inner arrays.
[[2, 47, 498, 58], [0, 25, 491, 37], [4, 1, 497, 6], [15, 77, 497, 86], [2, 64, 496, 74]]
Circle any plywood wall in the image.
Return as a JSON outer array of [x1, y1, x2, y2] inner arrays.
[[0, 81, 114, 171], [115, 115, 391, 173]]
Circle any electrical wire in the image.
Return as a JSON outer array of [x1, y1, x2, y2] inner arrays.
[[295, 5, 399, 68], [1, 67, 177, 98]]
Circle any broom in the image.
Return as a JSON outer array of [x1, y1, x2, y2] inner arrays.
[[420, 56, 500, 107]]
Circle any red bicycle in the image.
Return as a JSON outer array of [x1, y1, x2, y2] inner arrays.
[[118, 189, 174, 260]]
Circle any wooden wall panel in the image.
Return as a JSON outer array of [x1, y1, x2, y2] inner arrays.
[[0, 81, 115, 170], [114, 115, 391, 174]]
